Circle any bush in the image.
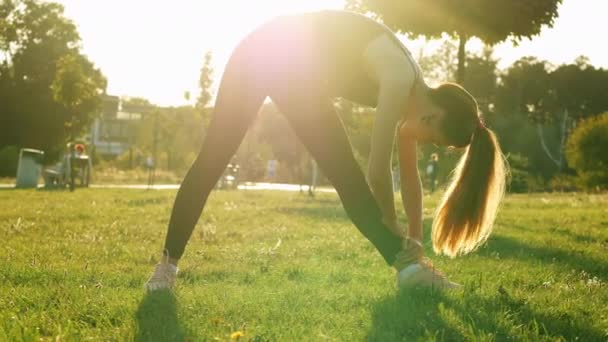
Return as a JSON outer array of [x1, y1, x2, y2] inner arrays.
[[0, 146, 20, 177], [548, 174, 579, 192], [504, 153, 547, 193], [506, 153, 529, 193], [566, 112, 608, 191]]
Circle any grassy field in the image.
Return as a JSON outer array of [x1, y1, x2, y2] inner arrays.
[[1, 188, 607, 341]]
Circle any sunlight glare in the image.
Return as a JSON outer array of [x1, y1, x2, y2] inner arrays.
[[54, 0, 608, 106], [57, 0, 343, 106]]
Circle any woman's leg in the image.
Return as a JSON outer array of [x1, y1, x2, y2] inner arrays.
[[162, 57, 266, 262], [271, 93, 402, 265]]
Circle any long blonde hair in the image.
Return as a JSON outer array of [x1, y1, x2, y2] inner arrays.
[[429, 83, 507, 257]]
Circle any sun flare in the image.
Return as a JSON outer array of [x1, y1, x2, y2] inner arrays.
[[55, 0, 343, 106], [54, 0, 608, 106]]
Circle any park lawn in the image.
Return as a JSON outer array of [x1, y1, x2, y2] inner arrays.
[[0, 188, 607, 341]]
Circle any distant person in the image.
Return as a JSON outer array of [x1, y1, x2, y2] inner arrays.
[[146, 156, 155, 188], [426, 153, 439, 193], [309, 158, 318, 197], [146, 10, 506, 291], [266, 159, 278, 180]]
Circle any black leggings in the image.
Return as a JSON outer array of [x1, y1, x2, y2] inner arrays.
[[163, 28, 402, 265]]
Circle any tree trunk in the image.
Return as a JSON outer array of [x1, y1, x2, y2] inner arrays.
[[536, 123, 560, 169], [456, 33, 468, 84], [536, 108, 570, 171]]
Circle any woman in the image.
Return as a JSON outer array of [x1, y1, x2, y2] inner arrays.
[[145, 10, 506, 290]]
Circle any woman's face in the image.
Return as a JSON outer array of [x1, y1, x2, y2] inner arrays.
[[403, 103, 446, 145]]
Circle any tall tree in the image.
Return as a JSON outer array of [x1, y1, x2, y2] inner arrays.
[[196, 51, 214, 111], [495, 57, 608, 172], [347, 0, 562, 83], [0, 0, 106, 160], [417, 39, 458, 84], [462, 46, 498, 113], [51, 52, 106, 141]]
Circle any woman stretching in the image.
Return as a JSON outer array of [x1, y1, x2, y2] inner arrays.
[[145, 10, 506, 291]]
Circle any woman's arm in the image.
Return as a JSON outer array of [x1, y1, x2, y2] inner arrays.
[[367, 101, 401, 236], [397, 126, 423, 242], [364, 34, 416, 237]]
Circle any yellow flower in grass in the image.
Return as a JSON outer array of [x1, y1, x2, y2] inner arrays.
[[230, 331, 245, 340]]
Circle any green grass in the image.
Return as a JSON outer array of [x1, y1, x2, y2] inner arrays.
[[1, 188, 607, 341]]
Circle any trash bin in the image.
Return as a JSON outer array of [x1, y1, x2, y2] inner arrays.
[[15, 148, 44, 188]]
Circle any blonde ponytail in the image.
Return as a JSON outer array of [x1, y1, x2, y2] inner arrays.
[[431, 126, 506, 257]]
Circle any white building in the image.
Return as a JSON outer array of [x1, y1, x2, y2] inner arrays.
[[89, 95, 143, 157]]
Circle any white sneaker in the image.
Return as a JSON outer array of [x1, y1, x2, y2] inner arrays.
[[145, 263, 178, 291], [397, 260, 461, 290]]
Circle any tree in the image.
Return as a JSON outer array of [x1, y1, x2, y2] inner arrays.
[[417, 39, 458, 84], [565, 112, 608, 190], [416, 39, 498, 115], [495, 57, 608, 173], [462, 47, 498, 114], [550, 57, 608, 121], [127, 100, 205, 173], [538, 59, 608, 171], [258, 102, 308, 182], [196, 51, 214, 111], [51, 53, 106, 141], [347, 0, 562, 83], [0, 0, 106, 161], [493, 57, 562, 175]]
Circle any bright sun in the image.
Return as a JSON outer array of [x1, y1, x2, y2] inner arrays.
[[55, 0, 608, 106], [56, 0, 345, 106]]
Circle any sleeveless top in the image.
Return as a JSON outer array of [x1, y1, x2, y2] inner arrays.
[[308, 10, 421, 107]]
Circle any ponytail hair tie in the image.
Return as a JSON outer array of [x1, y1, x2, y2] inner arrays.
[[478, 117, 486, 130]]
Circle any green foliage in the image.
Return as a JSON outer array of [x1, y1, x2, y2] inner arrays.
[[548, 174, 579, 192], [196, 51, 214, 111], [235, 103, 312, 183], [0, 0, 106, 159], [495, 57, 552, 123], [417, 39, 458, 84], [493, 58, 608, 184], [0, 190, 607, 339], [132, 106, 205, 172], [336, 99, 376, 166], [51, 53, 105, 111], [496, 57, 608, 124], [551, 59, 608, 121], [462, 47, 498, 113], [347, 0, 562, 44], [506, 154, 530, 193], [0, 145, 19, 177], [101, 52, 215, 175], [566, 112, 608, 190], [347, 0, 562, 82], [51, 52, 106, 139]]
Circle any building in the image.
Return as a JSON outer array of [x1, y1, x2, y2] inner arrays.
[[89, 95, 143, 157]]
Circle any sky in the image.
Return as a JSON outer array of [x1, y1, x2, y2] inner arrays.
[[53, 0, 608, 107]]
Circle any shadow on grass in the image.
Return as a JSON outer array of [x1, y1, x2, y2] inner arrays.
[[366, 288, 463, 341], [136, 290, 186, 342], [368, 286, 606, 341], [480, 234, 607, 280], [509, 223, 602, 246]]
